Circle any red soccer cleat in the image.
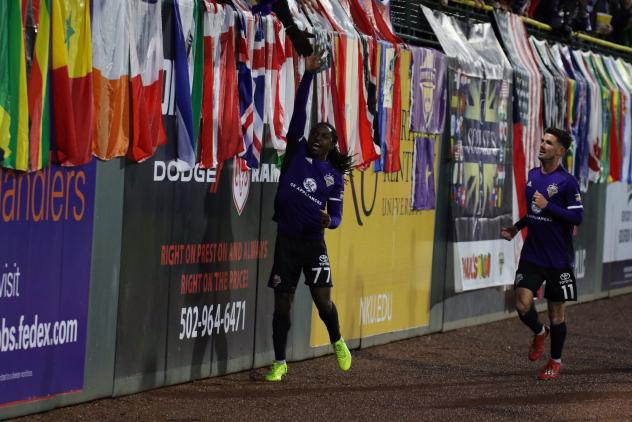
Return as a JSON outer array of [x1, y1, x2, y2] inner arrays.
[[538, 358, 561, 380], [528, 326, 549, 361]]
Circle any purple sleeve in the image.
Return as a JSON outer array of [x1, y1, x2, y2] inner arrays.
[[326, 181, 344, 229], [287, 71, 314, 143], [327, 200, 342, 229], [514, 216, 527, 231]]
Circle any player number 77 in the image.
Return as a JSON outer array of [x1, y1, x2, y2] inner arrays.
[[311, 267, 331, 284]]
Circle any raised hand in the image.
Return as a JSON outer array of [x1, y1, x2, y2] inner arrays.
[[305, 55, 323, 72]]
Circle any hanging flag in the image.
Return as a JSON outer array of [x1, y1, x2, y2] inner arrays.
[[238, 13, 266, 169], [410, 46, 446, 134], [172, 0, 197, 171], [51, 0, 94, 166], [128, 0, 166, 162], [190, 0, 204, 155], [92, 0, 130, 160], [412, 136, 436, 210], [0, 1, 29, 171], [199, 4, 244, 168], [26, 0, 51, 171], [264, 16, 289, 153]]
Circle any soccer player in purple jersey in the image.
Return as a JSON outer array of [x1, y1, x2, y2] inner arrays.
[[265, 55, 353, 382], [501, 128, 583, 380]]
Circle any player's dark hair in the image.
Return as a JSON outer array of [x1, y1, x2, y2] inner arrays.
[[313, 122, 353, 175], [545, 127, 573, 150]]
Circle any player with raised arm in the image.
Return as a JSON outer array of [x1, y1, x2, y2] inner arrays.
[[265, 54, 353, 382]]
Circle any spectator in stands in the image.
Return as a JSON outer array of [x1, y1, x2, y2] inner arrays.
[[605, 0, 632, 45], [534, 0, 591, 35]]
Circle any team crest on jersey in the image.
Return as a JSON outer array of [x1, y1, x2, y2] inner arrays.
[[303, 178, 317, 193], [324, 174, 335, 187], [547, 183, 559, 197], [232, 157, 250, 216]]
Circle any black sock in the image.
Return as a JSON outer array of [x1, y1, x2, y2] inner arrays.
[[318, 302, 341, 344], [550, 322, 567, 360], [518, 305, 544, 335], [272, 312, 291, 361]]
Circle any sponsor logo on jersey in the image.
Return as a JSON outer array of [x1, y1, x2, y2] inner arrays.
[[547, 183, 559, 197], [531, 201, 542, 214], [232, 157, 250, 216], [318, 254, 330, 266], [560, 272, 571, 281], [303, 178, 317, 193], [324, 173, 335, 187], [575, 193, 582, 203], [527, 180, 532, 187]]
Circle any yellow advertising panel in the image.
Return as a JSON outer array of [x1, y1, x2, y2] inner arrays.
[[310, 49, 439, 346]]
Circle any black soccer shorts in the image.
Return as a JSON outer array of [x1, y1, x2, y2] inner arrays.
[[268, 233, 333, 293], [514, 260, 577, 302]]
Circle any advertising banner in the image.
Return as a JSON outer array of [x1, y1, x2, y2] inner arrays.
[[449, 72, 515, 291], [115, 2, 276, 383], [310, 49, 434, 346], [0, 162, 96, 406], [602, 182, 632, 288], [424, 6, 515, 291]]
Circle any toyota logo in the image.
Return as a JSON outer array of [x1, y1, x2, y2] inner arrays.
[[560, 272, 571, 281]]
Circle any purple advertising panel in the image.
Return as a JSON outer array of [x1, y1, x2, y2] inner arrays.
[[0, 161, 96, 407]]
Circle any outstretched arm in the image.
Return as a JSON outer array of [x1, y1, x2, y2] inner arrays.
[[286, 56, 321, 144], [270, 0, 314, 56]]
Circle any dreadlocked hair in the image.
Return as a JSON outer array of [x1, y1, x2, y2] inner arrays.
[[314, 122, 354, 175]]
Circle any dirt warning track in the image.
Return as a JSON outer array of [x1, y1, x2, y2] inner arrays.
[[20, 294, 632, 421]]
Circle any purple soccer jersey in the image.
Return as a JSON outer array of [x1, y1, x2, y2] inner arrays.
[[410, 47, 446, 134], [516, 166, 583, 269], [273, 71, 345, 240]]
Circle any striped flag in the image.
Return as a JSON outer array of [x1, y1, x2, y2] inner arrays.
[[51, 0, 94, 166], [237, 13, 266, 169], [172, 0, 198, 171], [199, 3, 244, 168], [92, 0, 130, 160], [26, 0, 51, 171], [129, 0, 166, 162], [0, 0, 29, 171], [91, 0, 130, 160]]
